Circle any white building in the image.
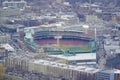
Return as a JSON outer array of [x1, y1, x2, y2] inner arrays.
[[2, 0, 27, 10], [1, 44, 14, 52], [49, 53, 96, 65]]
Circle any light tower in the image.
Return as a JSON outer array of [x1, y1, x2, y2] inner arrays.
[[54, 35, 62, 46], [82, 24, 89, 34]]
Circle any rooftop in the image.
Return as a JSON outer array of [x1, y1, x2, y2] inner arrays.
[[49, 53, 96, 61], [1, 43, 14, 51]]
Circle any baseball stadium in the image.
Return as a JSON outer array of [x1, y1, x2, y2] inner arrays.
[[23, 25, 97, 55]]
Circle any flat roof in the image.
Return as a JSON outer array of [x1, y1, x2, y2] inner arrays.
[[99, 69, 120, 74], [49, 53, 96, 61]]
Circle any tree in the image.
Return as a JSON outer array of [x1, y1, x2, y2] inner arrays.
[[0, 64, 4, 80]]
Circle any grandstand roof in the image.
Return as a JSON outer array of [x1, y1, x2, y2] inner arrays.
[[24, 23, 85, 32]]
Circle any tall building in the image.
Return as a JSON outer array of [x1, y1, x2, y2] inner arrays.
[[0, 1, 1, 6], [2, 0, 27, 10], [55, 0, 64, 3]]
